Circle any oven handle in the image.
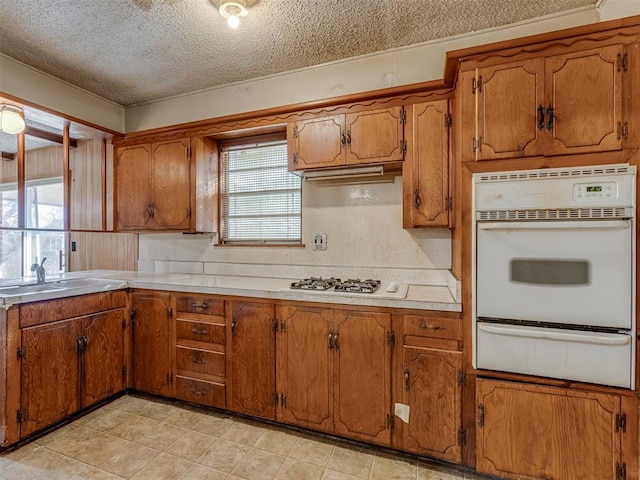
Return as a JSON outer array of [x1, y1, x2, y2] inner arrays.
[[477, 220, 630, 231], [478, 323, 631, 346]]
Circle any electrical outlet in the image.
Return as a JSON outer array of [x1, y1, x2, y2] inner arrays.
[[313, 233, 328, 251]]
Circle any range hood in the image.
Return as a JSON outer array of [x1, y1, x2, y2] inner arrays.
[[302, 165, 385, 181]]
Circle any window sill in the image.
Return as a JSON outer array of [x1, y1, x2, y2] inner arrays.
[[215, 243, 306, 248]]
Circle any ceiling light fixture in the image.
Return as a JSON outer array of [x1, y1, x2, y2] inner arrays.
[[218, 0, 249, 29], [0, 105, 26, 134]]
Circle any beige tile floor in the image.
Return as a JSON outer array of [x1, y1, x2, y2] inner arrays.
[[0, 394, 488, 480]]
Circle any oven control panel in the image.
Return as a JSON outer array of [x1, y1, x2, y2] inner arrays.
[[572, 181, 618, 200]]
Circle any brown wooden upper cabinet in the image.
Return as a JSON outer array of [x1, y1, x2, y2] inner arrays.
[[403, 100, 452, 228], [115, 137, 217, 232], [460, 44, 628, 161], [288, 107, 406, 170]]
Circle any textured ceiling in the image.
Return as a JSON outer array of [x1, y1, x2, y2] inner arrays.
[[0, 0, 596, 107]]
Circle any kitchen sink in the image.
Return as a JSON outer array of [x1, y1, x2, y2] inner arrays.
[[0, 277, 129, 306]]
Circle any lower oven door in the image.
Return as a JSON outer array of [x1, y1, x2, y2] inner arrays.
[[476, 219, 632, 329], [477, 322, 632, 388]]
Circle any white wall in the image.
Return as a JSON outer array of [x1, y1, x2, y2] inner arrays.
[[0, 55, 125, 133], [139, 177, 453, 283]]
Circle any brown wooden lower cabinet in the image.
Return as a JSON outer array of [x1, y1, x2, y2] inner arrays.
[[228, 301, 276, 419], [20, 318, 83, 437], [276, 304, 334, 433], [275, 305, 392, 446], [400, 347, 462, 462], [19, 300, 127, 438], [333, 309, 392, 446], [131, 291, 174, 396], [476, 378, 627, 480]]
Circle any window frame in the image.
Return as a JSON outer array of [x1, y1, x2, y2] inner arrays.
[[218, 132, 302, 246]]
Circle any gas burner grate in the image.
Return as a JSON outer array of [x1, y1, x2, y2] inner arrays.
[[290, 277, 381, 294], [290, 277, 341, 291], [334, 279, 381, 294]]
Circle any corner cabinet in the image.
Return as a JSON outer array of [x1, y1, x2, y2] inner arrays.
[[403, 100, 452, 228], [114, 137, 218, 232], [460, 44, 629, 161], [476, 378, 636, 480], [287, 107, 406, 170]]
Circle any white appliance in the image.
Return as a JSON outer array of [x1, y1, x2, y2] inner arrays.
[[473, 164, 636, 389]]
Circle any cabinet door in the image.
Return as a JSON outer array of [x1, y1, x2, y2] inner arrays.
[[544, 45, 623, 155], [476, 58, 545, 160], [333, 310, 392, 446], [345, 107, 404, 165], [131, 292, 174, 396], [401, 347, 461, 462], [82, 309, 126, 408], [229, 301, 276, 419], [476, 378, 621, 480], [21, 318, 82, 437], [290, 115, 345, 170], [276, 305, 333, 433], [116, 144, 152, 230], [151, 139, 192, 230], [403, 101, 451, 228]]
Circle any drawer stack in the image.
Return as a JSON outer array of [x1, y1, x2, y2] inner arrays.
[[174, 295, 226, 408]]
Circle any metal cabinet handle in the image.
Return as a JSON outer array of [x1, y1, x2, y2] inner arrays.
[[404, 369, 410, 390], [190, 355, 206, 365], [413, 189, 421, 209], [345, 131, 351, 145], [191, 328, 208, 335], [231, 320, 237, 336], [328, 331, 334, 349], [341, 132, 346, 145], [76, 337, 84, 353], [82, 336, 88, 351], [419, 323, 444, 331], [334, 331, 340, 350], [146, 205, 155, 218], [191, 389, 206, 396], [191, 302, 208, 309], [537, 104, 545, 130], [545, 105, 554, 131]]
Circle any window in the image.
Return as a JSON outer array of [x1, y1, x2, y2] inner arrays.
[[220, 135, 301, 244]]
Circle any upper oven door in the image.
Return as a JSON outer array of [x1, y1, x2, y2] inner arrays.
[[476, 219, 632, 329]]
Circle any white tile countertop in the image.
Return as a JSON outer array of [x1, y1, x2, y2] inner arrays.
[[0, 270, 461, 312]]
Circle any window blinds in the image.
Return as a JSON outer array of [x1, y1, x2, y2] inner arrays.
[[220, 138, 301, 243]]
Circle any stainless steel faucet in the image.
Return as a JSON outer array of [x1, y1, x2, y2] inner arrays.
[[31, 257, 47, 284]]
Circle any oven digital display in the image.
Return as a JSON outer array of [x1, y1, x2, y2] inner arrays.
[[586, 186, 603, 192]]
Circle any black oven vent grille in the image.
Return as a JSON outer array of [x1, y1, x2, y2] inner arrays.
[[477, 207, 631, 220], [476, 165, 632, 182]]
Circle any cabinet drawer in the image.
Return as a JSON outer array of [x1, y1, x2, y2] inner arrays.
[[175, 376, 225, 408], [403, 315, 461, 341], [176, 346, 225, 378], [176, 296, 224, 316], [20, 290, 127, 328], [176, 319, 225, 345]]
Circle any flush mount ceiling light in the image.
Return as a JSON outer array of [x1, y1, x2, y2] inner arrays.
[[218, 0, 249, 29], [0, 105, 26, 134]]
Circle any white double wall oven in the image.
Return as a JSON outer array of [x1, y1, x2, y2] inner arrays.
[[472, 164, 637, 389]]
